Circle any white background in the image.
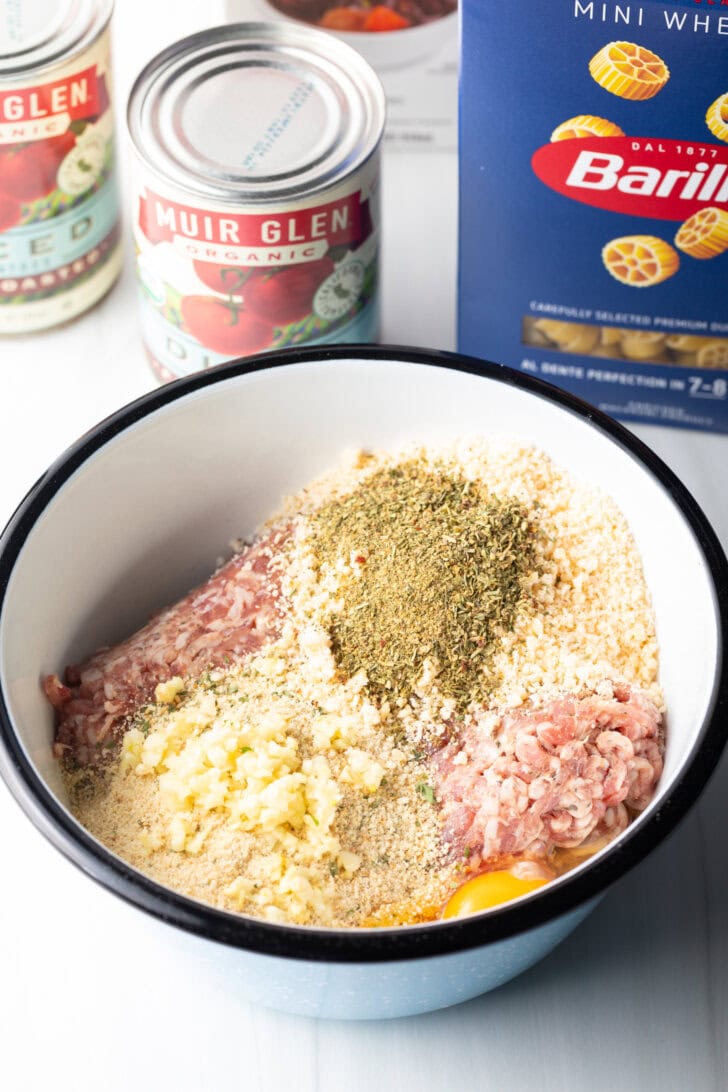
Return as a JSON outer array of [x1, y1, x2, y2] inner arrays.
[[1, 3, 727, 1090]]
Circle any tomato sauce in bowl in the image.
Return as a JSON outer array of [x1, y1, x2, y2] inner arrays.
[[267, 0, 457, 33]]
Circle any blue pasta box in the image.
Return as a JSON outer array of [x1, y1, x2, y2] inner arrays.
[[457, 0, 728, 433]]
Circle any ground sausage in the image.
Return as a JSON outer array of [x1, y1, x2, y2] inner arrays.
[[45, 527, 288, 767], [432, 684, 664, 863]]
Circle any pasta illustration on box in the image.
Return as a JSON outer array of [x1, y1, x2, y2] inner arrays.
[[459, 2, 728, 433]]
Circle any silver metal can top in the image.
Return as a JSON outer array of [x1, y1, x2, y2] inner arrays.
[[127, 21, 386, 205], [0, 0, 113, 78]]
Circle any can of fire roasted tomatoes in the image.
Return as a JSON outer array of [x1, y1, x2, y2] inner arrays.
[[127, 22, 385, 382], [0, 0, 121, 334]]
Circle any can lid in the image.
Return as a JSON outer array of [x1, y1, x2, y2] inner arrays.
[[0, 0, 112, 77], [127, 21, 385, 204]]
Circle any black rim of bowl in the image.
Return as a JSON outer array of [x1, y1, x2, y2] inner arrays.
[[1, 344, 727, 964]]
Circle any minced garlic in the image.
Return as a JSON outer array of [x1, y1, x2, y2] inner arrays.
[[80, 637, 446, 925]]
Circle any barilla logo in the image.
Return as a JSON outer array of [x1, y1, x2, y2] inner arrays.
[[532, 137, 728, 219]]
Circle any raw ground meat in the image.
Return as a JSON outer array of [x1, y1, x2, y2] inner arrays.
[[45, 527, 288, 768], [432, 684, 664, 864]]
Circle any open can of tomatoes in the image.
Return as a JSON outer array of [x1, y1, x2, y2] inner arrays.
[[127, 22, 385, 382], [0, 0, 121, 334]]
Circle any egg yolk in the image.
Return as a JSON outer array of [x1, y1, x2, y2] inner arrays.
[[441, 869, 549, 919]]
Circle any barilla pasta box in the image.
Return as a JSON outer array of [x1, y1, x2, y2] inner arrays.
[[458, 0, 728, 433]]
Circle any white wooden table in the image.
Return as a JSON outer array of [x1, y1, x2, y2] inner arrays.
[[1, 3, 727, 1089]]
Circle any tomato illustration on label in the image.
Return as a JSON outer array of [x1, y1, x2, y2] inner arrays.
[[193, 261, 250, 295], [243, 258, 336, 326], [180, 295, 273, 355], [0, 131, 77, 203], [191, 256, 338, 327]]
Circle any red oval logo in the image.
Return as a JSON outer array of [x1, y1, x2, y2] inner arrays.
[[531, 137, 728, 221]]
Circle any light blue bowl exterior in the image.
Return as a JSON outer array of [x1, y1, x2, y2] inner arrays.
[[172, 898, 599, 1019]]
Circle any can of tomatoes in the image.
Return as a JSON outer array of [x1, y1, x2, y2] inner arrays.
[[127, 22, 385, 382], [0, 0, 121, 334]]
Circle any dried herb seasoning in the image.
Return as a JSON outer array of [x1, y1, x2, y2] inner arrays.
[[309, 459, 538, 710]]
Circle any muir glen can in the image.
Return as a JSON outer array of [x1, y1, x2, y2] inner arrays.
[[0, 0, 121, 334], [127, 23, 385, 382]]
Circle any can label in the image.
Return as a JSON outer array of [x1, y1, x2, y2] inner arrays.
[[458, 0, 728, 432], [0, 26, 121, 333], [132, 168, 380, 381]]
